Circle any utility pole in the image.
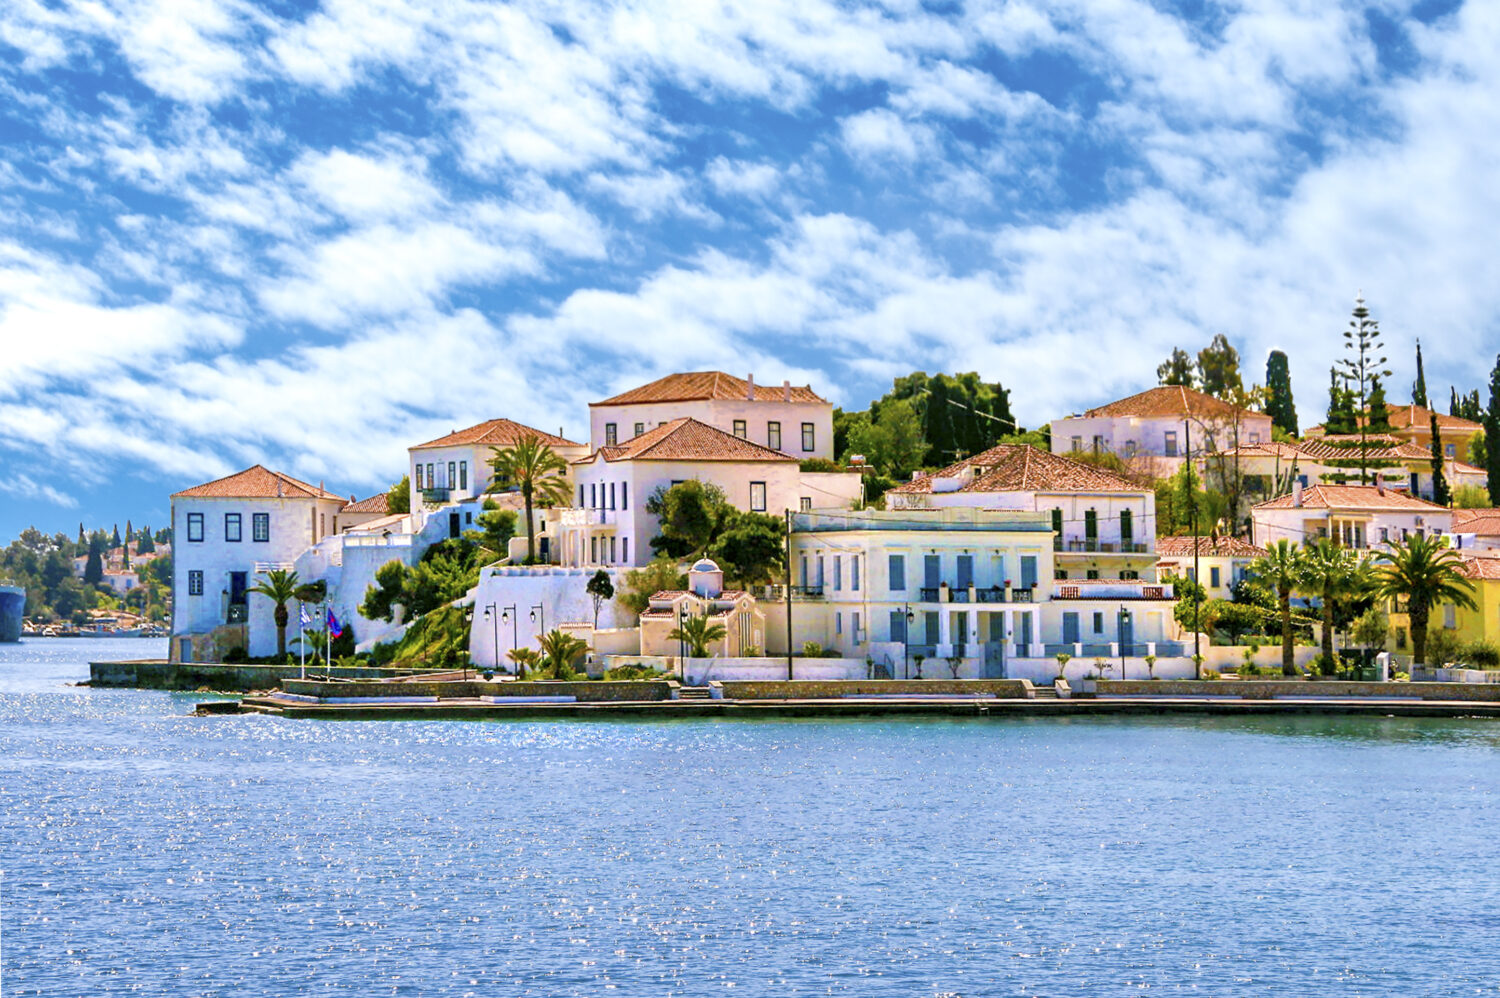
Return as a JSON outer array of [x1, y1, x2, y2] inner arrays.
[[784, 509, 795, 680]]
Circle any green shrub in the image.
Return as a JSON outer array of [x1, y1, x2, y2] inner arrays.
[[223, 645, 248, 663], [1425, 626, 1464, 667], [1202, 669, 1221, 681], [604, 663, 667, 681], [1463, 639, 1500, 669], [798, 641, 843, 658]]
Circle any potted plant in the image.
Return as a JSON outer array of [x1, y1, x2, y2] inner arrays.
[[913, 653, 926, 679], [1054, 651, 1071, 684], [1144, 653, 1157, 680]]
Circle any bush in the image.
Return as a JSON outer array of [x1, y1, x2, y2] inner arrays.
[[798, 641, 843, 658], [1463, 639, 1500, 669], [1425, 626, 1465, 667], [603, 663, 667, 681], [223, 645, 248, 663], [798, 458, 842, 473], [1202, 669, 1221, 681]]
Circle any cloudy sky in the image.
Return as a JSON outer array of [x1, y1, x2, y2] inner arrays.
[[2, 0, 1496, 539]]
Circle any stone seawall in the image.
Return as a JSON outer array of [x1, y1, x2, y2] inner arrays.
[[89, 661, 437, 691], [716, 679, 1035, 700], [279, 678, 677, 702], [1101, 679, 1500, 701]]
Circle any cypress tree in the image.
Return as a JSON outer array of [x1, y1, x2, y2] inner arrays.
[[137, 527, 155, 555], [76, 523, 84, 548], [922, 377, 957, 465], [1451, 387, 1461, 417], [110, 524, 121, 549], [83, 541, 104, 586], [989, 382, 1015, 439], [1265, 350, 1298, 436], [1487, 355, 1500, 505], [1431, 411, 1450, 507], [1366, 377, 1391, 432], [1463, 390, 1483, 423], [1413, 340, 1428, 408], [1326, 368, 1356, 434]]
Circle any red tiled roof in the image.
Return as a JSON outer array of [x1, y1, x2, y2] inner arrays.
[[1156, 535, 1266, 559], [341, 493, 390, 514], [1080, 385, 1264, 421], [172, 465, 344, 501], [412, 418, 581, 451], [889, 444, 1146, 495], [1292, 434, 1432, 462], [1459, 555, 1500, 580], [1453, 509, 1500, 535], [1253, 484, 1448, 512], [592, 371, 825, 406], [584, 418, 795, 464], [1385, 404, 1482, 434]]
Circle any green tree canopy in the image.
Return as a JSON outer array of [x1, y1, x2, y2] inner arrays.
[[386, 474, 411, 514], [1157, 348, 1196, 387], [709, 510, 785, 586], [1264, 349, 1298, 437], [1413, 339, 1428, 408], [1370, 533, 1477, 665], [618, 558, 688, 616], [585, 569, 614, 629], [647, 480, 730, 557], [1196, 334, 1243, 398]]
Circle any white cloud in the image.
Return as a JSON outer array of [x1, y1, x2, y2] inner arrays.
[[838, 108, 937, 163], [0, 473, 78, 509], [705, 157, 781, 199], [288, 146, 441, 222]]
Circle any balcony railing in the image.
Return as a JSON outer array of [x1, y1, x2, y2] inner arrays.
[[919, 587, 940, 602], [789, 585, 824, 599], [559, 507, 617, 527], [421, 487, 451, 503]]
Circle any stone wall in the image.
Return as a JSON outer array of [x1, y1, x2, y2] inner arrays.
[[90, 660, 420, 691], [716, 678, 1035, 700], [1100, 679, 1500, 701], [279, 678, 676, 701]]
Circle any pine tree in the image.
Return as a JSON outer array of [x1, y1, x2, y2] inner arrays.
[[1265, 350, 1298, 436], [1196, 334, 1243, 398], [1487, 355, 1500, 506], [1337, 294, 1391, 484], [1157, 348, 1195, 387], [1431, 411, 1450, 507], [83, 540, 104, 586], [110, 524, 121, 549], [1326, 368, 1357, 434], [1463, 390, 1483, 422], [1413, 340, 1428, 408]]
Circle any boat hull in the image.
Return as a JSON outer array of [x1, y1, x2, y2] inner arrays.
[[0, 586, 23, 643]]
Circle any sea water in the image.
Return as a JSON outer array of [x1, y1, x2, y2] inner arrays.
[[4, 638, 1500, 996]]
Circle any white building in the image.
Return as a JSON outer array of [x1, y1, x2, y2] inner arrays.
[[1051, 385, 1273, 475], [1155, 535, 1266, 600], [1452, 509, 1500, 552], [886, 444, 1158, 581], [170, 465, 347, 662], [408, 418, 587, 510], [783, 508, 1183, 681], [589, 371, 835, 460], [1210, 435, 1482, 505], [1250, 483, 1453, 550], [555, 417, 861, 569], [640, 559, 766, 658]]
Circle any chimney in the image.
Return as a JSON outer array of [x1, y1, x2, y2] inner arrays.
[[783, 379, 792, 402], [746, 373, 755, 400], [1292, 480, 1303, 507]]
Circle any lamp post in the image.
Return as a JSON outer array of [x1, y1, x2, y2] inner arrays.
[[498, 604, 518, 673], [1118, 607, 1132, 683], [481, 603, 499, 678], [529, 604, 545, 641], [903, 603, 915, 680]]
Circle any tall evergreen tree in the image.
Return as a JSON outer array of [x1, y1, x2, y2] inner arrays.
[[1487, 355, 1500, 505], [1337, 294, 1391, 484], [1156, 348, 1195, 387], [1451, 386, 1461, 417], [76, 523, 84, 548], [124, 519, 133, 554], [110, 524, 121, 549], [922, 377, 957, 464], [1413, 339, 1428, 408], [1196, 334, 1243, 398], [83, 540, 104, 585], [1430, 411, 1451, 507], [136, 527, 155, 555], [1326, 368, 1357, 434], [1462, 390, 1483, 422], [1264, 350, 1298, 436]]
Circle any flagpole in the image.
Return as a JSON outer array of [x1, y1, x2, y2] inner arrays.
[[299, 604, 305, 680]]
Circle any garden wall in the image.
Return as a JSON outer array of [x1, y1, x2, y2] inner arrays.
[[715, 679, 1035, 700]]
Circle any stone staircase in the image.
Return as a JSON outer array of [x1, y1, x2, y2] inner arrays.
[[677, 686, 713, 701], [1032, 684, 1060, 699]]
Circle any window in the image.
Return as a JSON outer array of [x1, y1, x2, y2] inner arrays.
[[1051, 508, 1063, 551], [1055, 569, 1068, 580], [1164, 431, 1178, 457], [768, 422, 782, 450], [426, 464, 434, 488], [799, 497, 812, 512], [1120, 509, 1133, 549], [852, 611, 861, 643], [1446, 444, 1456, 458], [633, 422, 644, 438], [889, 610, 908, 643], [889, 554, 906, 590], [1380, 527, 1389, 543], [225, 513, 242, 542], [1093, 612, 1104, 633], [750, 481, 767, 512], [1249, 432, 1260, 444], [609, 483, 616, 510], [591, 536, 598, 563], [1084, 509, 1098, 547], [1444, 604, 1457, 629], [447, 462, 456, 489], [605, 423, 618, 446], [415, 465, 424, 490], [466, 512, 473, 524], [621, 484, 628, 510], [622, 538, 629, 563], [1070, 436, 1082, 452], [733, 419, 747, 439], [836, 612, 843, 635], [187, 513, 204, 543], [1086, 569, 1100, 580], [833, 556, 842, 591], [851, 558, 860, 591], [459, 462, 468, 491], [610, 537, 617, 563], [1125, 440, 1137, 457], [188, 570, 203, 595], [801, 422, 815, 452], [577, 485, 584, 506], [1210, 566, 1221, 588], [1121, 570, 1139, 580], [590, 484, 597, 508], [1092, 435, 1104, 453], [252, 513, 269, 542]]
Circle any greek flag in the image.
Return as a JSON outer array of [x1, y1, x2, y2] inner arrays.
[[299, 604, 312, 626]]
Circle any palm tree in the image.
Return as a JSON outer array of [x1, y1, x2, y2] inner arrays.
[[248, 568, 299, 658], [536, 629, 589, 679], [1249, 539, 1304, 675], [507, 647, 540, 679], [1370, 534, 1477, 666], [488, 435, 572, 564], [667, 613, 728, 658], [1298, 538, 1367, 673]]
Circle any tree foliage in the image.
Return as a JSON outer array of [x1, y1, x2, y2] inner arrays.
[[617, 558, 689, 617], [1264, 350, 1298, 437], [1430, 411, 1451, 507], [359, 539, 482, 624], [248, 568, 300, 658], [667, 613, 729, 657], [647, 480, 730, 557], [1196, 334, 1243, 398], [1157, 348, 1196, 387], [844, 397, 925, 479], [585, 569, 614, 628], [386, 474, 411, 514], [708, 510, 785, 587], [836, 371, 1016, 471], [487, 436, 570, 564], [1413, 339, 1428, 408], [1370, 533, 1477, 665], [468, 499, 517, 559]]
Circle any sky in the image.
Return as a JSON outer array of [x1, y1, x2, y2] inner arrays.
[[2, 0, 1497, 541]]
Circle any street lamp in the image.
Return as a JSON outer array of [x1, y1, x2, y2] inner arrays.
[[903, 603, 915, 680], [1118, 607, 1132, 683], [498, 604, 518, 673], [529, 604, 545, 639], [481, 603, 499, 678]]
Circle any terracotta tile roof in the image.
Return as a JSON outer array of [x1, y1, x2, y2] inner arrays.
[[584, 418, 795, 464], [341, 493, 389, 514], [1459, 554, 1500, 580], [1452, 509, 1500, 534], [1292, 434, 1432, 462], [592, 371, 826, 406], [1079, 385, 1264, 421], [1385, 404, 1482, 434], [1252, 484, 1447, 512], [1214, 441, 1305, 460], [411, 418, 581, 451], [1155, 535, 1266, 559], [889, 444, 1147, 495], [172, 465, 344, 501]]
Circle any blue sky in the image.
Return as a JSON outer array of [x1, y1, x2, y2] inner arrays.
[[2, 0, 1497, 541]]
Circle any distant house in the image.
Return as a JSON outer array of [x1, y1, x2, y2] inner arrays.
[[1155, 535, 1265, 601], [1050, 385, 1272, 475], [1306, 403, 1482, 464], [886, 444, 1158, 582], [589, 371, 834, 460], [1250, 483, 1452, 550], [338, 493, 391, 533], [170, 465, 347, 663], [1451, 509, 1500, 552], [1210, 434, 1476, 503], [556, 417, 860, 568], [407, 418, 588, 511]]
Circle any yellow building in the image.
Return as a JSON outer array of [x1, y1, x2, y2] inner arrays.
[[1387, 553, 1500, 658]]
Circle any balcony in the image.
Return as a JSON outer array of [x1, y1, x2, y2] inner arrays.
[[1051, 581, 1174, 601], [421, 487, 451, 504], [919, 587, 940, 602], [559, 507, 618, 528], [1062, 539, 1151, 555], [760, 585, 825, 601]]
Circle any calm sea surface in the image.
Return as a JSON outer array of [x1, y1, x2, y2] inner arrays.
[[4, 638, 1500, 996]]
